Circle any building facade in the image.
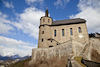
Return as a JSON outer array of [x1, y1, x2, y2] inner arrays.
[[38, 9, 89, 48]]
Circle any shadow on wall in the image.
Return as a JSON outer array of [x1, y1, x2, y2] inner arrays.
[[91, 49, 100, 62], [72, 57, 100, 67], [81, 59, 100, 67]]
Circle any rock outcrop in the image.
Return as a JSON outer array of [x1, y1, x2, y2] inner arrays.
[[83, 38, 100, 62]]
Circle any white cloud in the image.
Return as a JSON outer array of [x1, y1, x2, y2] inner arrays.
[[0, 23, 14, 34], [69, 0, 100, 33], [0, 36, 37, 57], [25, 0, 44, 5], [0, 12, 14, 34], [0, 6, 44, 56], [0, 7, 45, 39], [14, 7, 45, 39], [54, 0, 70, 8], [0, 10, 40, 56], [2, 0, 14, 9]]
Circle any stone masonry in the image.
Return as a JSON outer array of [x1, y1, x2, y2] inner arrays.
[[29, 40, 87, 65]]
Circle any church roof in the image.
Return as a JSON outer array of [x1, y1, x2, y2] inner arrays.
[[52, 18, 86, 26]]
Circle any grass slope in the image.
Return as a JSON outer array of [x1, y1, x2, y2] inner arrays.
[[8, 58, 31, 67]]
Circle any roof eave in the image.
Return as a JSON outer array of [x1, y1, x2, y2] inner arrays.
[[52, 22, 85, 26]]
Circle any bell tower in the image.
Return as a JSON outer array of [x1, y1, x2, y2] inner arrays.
[[38, 9, 52, 48]]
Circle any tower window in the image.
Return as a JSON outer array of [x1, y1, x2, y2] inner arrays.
[[42, 31, 44, 34], [70, 28, 73, 35], [41, 38, 44, 42], [54, 30, 56, 37], [62, 29, 64, 36], [48, 19, 50, 23], [49, 45, 53, 48], [78, 27, 82, 33], [43, 19, 45, 22]]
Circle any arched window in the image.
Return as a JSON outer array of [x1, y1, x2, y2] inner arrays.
[[41, 38, 44, 42], [48, 19, 50, 23], [42, 31, 44, 34], [70, 28, 73, 35], [78, 27, 82, 33], [43, 18, 45, 22], [62, 29, 64, 36], [54, 30, 56, 37]]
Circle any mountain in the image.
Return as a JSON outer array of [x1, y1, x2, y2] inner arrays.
[[0, 54, 31, 61]]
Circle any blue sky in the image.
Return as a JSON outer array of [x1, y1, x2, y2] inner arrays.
[[0, 0, 100, 57]]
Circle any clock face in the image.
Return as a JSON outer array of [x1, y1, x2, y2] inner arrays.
[[78, 35, 83, 38]]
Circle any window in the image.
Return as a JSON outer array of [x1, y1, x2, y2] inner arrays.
[[62, 29, 64, 36], [78, 27, 82, 33], [70, 28, 73, 35], [54, 30, 56, 37], [41, 38, 44, 42], [51, 41, 52, 42], [48, 19, 50, 23], [49, 45, 53, 48], [43, 19, 45, 22], [42, 31, 44, 34]]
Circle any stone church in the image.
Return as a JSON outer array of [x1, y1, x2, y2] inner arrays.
[[38, 9, 89, 48]]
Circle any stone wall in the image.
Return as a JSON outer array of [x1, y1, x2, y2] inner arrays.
[[38, 25, 52, 48], [30, 40, 72, 64], [51, 23, 89, 44], [29, 38, 100, 66], [29, 40, 87, 65]]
